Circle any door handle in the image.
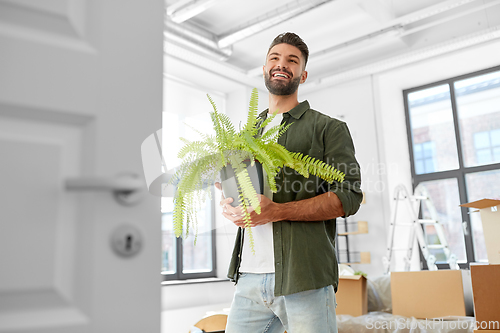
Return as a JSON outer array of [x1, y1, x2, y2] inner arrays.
[[65, 173, 146, 206]]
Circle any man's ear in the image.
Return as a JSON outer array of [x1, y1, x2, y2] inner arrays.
[[262, 65, 266, 77], [300, 70, 308, 84]]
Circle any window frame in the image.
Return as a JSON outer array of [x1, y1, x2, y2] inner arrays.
[[403, 64, 500, 269]]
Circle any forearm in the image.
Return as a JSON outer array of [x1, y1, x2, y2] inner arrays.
[[277, 192, 345, 222]]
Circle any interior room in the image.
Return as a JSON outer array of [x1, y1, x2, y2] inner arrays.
[[1, 0, 499, 332]]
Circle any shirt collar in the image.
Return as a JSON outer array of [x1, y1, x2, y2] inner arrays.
[[259, 100, 310, 120], [283, 100, 310, 120]]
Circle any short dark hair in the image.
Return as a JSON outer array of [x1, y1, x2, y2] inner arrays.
[[267, 32, 309, 68]]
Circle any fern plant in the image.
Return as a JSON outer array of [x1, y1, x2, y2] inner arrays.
[[170, 88, 345, 249]]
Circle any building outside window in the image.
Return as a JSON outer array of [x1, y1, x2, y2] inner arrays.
[[413, 141, 436, 174], [404, 66, 500, 267], [474, 129, 500, 165]]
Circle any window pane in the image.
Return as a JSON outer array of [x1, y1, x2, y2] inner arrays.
[[494, 147, 500, 162], [455, 70, 500, 167], [465, 169, 500, 262], [408, 85, 460, 174], [492, 129, 500, 146], [161, 197, 176, 275], [182, 196, 213, 273], [476, 148, 492, 165], [414, 143, 422, 159], [423, 141, 434, 158], [417, 179, 467, 262], [424, 158, 435, 173], [473, 131, 490, 149]]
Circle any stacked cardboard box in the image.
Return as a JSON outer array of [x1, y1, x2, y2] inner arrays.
[[470, 264, 500, 332], [460, 199, 500, 264], [460, 199, 500, 332], [391, 270, 473, 319], [336, 275, 367, 316]]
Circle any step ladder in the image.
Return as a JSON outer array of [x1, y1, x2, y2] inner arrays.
[[382, 184, 459, 274]]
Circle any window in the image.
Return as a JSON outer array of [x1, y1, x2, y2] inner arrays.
[[414, 141, 436, 174], [404, 65, 500, 267], [161, 191, 216, 280], [474, 129, 500, 165], [161, 78, 223, 280]]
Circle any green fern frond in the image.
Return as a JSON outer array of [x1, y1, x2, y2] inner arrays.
[[248, 88, 259, 115], [258, 112, 277, 131], [217, 111, 236, 139], [208, 95, 230, 153], [259, 125, 280, 142], [242, 132, 275, 169], [288, 152, 345, 183], [243, 88, 259, 135], [241, 205, 255, 253], [178, 139, 214, 159], [261, 162, 279, 193], [236, 185, 255, 254], [173, 194, 185, 237], [278, 122, 293, 138], [264, 142, 295, 167]]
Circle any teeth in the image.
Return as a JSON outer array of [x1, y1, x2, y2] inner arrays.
[[274, 73, 288, 78]]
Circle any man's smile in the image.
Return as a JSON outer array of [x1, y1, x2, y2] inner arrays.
[[271, 70, 292, 80]]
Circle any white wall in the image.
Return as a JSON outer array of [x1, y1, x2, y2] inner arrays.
[[302, 77, 388, 278]]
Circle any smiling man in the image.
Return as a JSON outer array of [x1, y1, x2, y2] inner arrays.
[[220, 32, 363, 333]]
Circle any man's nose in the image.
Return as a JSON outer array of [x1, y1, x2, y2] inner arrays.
[[276, 61, 287, 70]]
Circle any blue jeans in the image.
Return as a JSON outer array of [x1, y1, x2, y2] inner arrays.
[[225, 273, 338, 333]]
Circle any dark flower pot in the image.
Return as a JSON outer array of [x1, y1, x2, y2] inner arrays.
[[220, 160, 264, 207]]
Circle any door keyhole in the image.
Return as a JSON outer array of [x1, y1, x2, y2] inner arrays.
[[111, 224, 142, 257], [125, 235, 133, 251]]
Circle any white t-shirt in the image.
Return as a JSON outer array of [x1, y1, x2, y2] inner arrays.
[[239, 113, 282, 273]]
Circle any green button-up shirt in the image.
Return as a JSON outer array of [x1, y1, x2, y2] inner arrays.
[[227, 100, 363, 296]]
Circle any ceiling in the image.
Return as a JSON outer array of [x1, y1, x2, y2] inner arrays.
[[163, 0, 500, 94]]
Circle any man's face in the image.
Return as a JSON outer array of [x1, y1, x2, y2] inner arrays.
[[263, 43, 308, 96]]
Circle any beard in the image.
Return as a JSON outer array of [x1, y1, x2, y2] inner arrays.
[[264, 70, 301, 96]]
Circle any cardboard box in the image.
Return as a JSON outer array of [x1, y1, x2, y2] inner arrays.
[[470, 264, 500, 330], [391, 270, 473, 319], [460, 199, 500, 264], [336, 275, 367, 316]]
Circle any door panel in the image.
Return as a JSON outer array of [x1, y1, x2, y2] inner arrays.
[[0, 0, 163, 332], [0, 112, 89, 331]]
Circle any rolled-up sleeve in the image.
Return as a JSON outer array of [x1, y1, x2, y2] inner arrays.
[[323, 121, 363, 217]]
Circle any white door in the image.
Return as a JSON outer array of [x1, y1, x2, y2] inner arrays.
[[0, 1, 162, 332]]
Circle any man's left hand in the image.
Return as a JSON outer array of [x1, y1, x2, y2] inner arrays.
[[224, 194, 280, 228]]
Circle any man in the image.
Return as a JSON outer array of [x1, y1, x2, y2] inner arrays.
[[219, 32, 363, 333]]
